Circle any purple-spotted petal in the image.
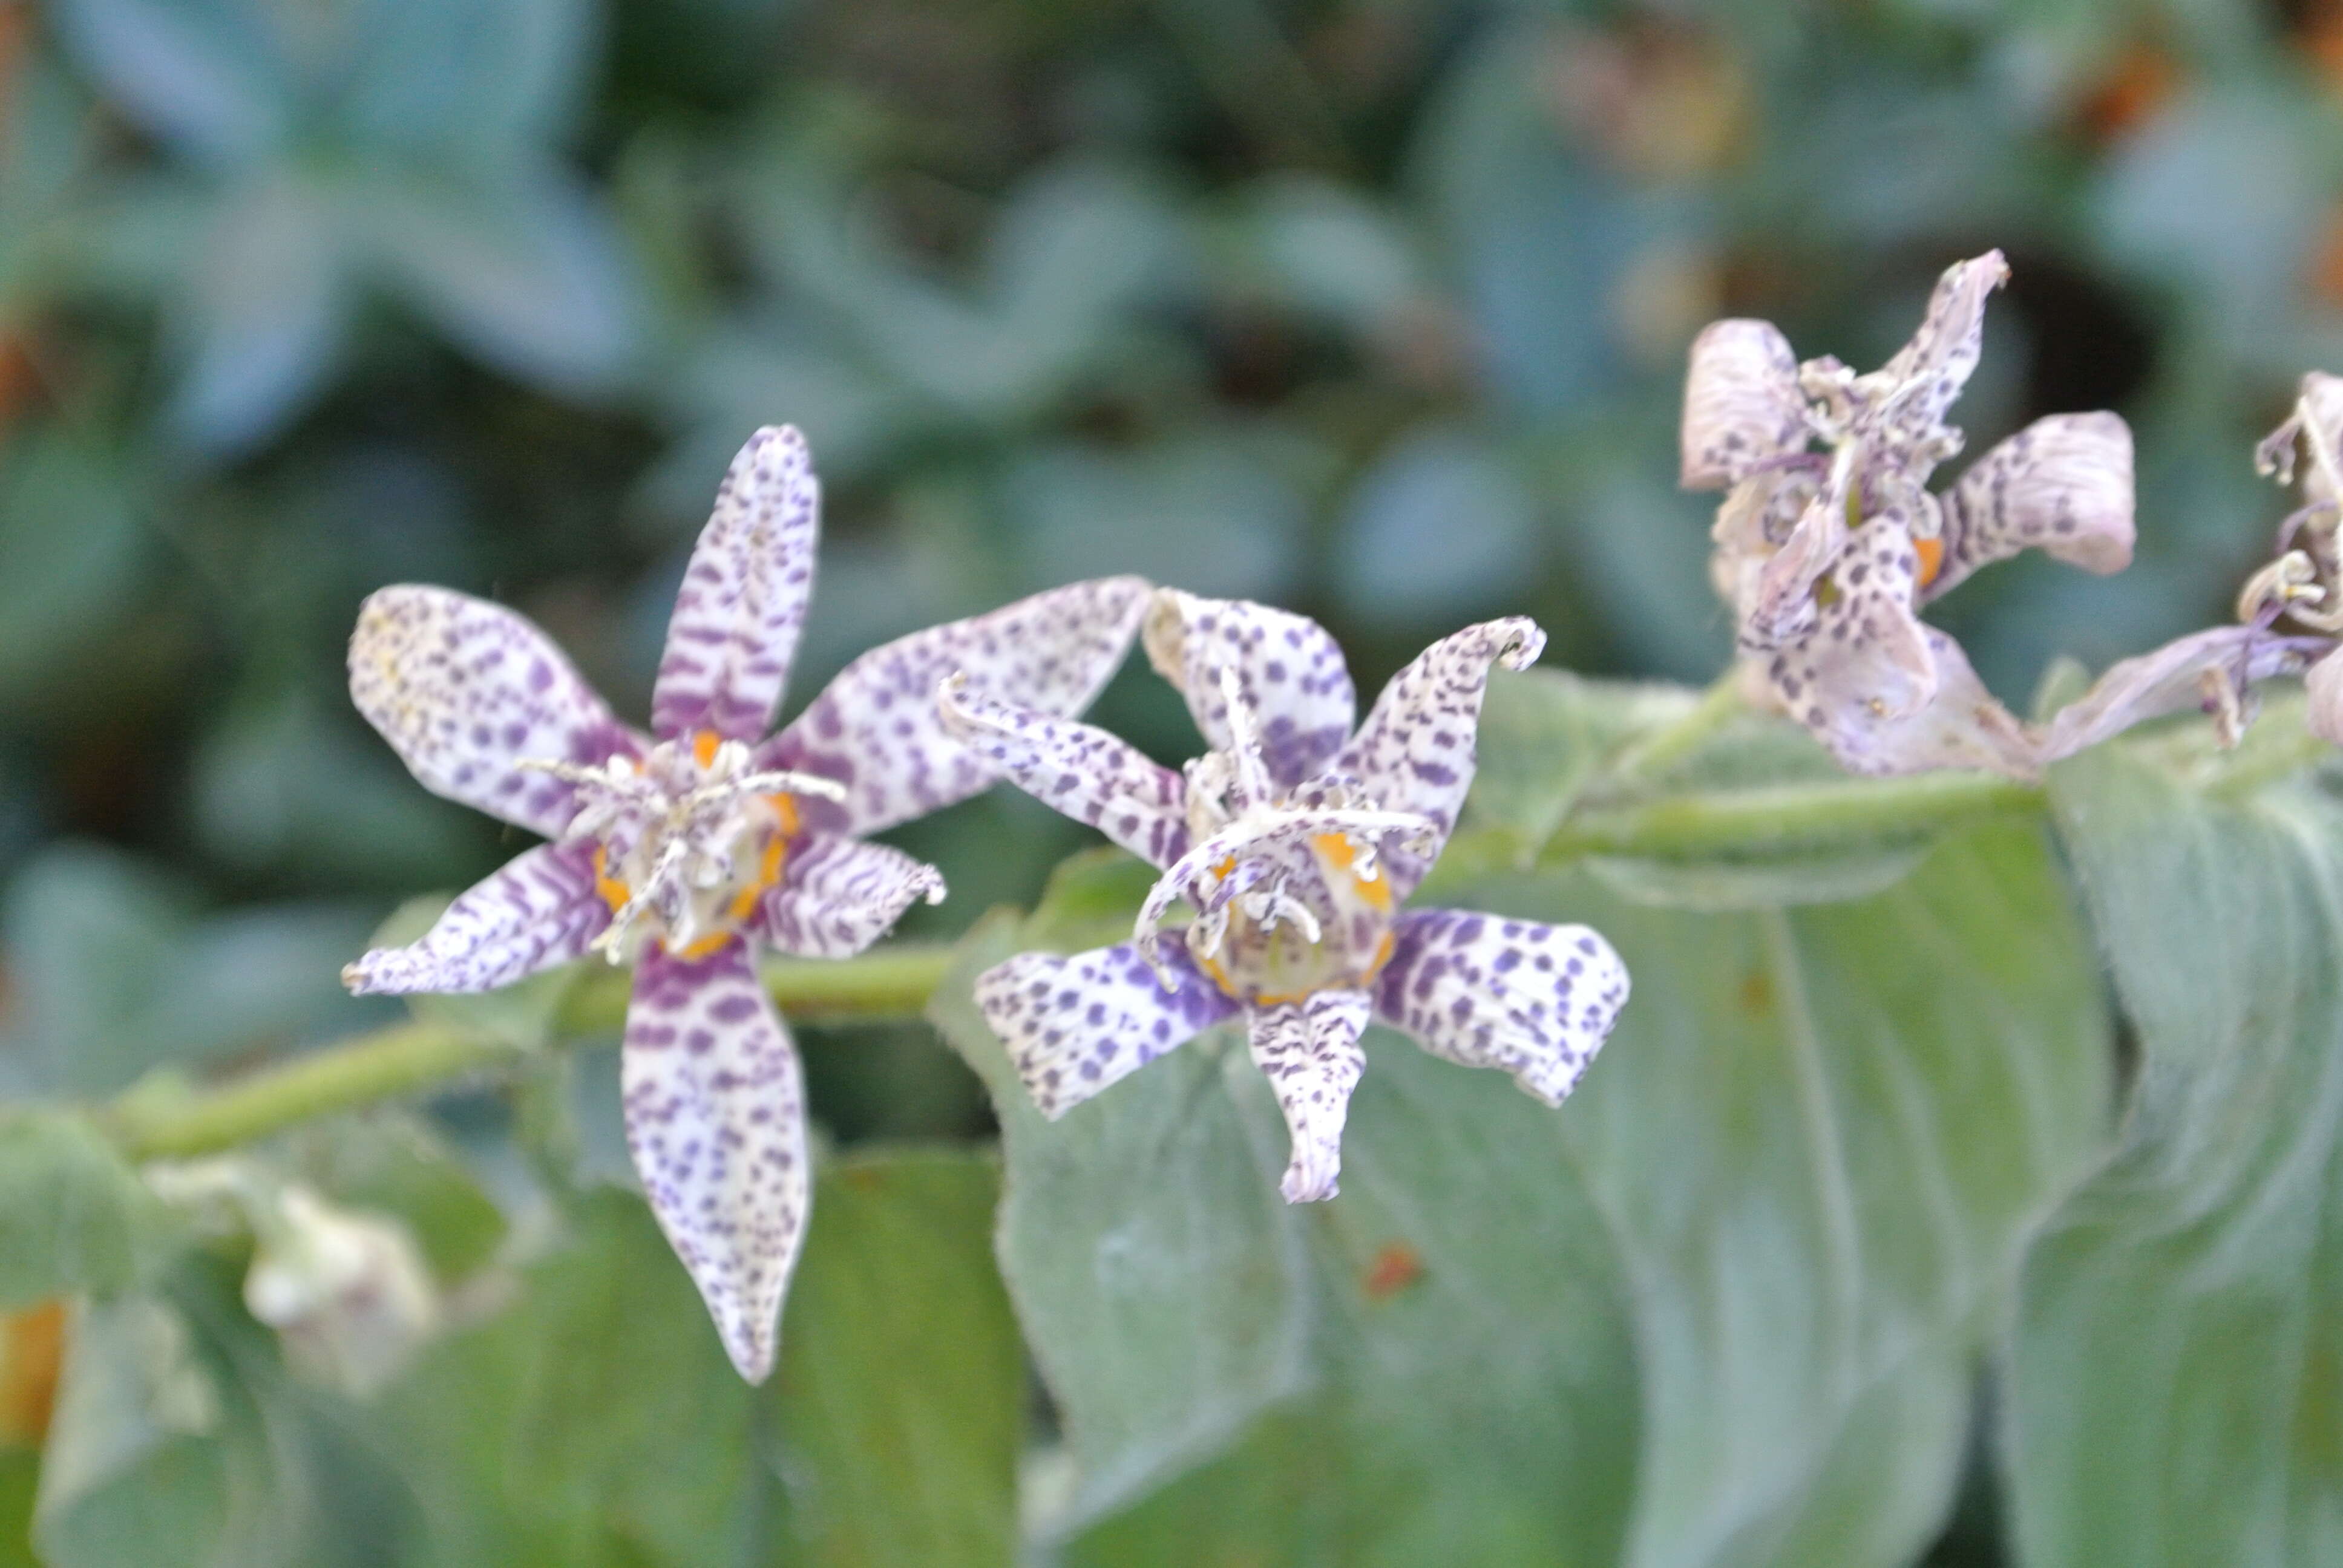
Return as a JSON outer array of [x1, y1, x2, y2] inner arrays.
[[974, 941, 1238, 1118], [1373, 908, 1627, 1106], [767, 576, 1149, 837], [936, 679, 1190, 866], [1680, 318, 1809, 489], [1759, 517, 1939, 744], [1745, 482, 1853, 647], [2039, 626, 2332, 762], [1141, 590, 1357, 790], [1329, 616, 1545, 900], [1792, 625, 2034, 777], [1247, 988, 1371, 1204], [651, 426, 820, 742], [342, 841, 607, 995], [755, 835, 945, 959], [1871, 249, 2007, 449], [621, 941, 810, 1383], [1927, 413, 2135, 601], [349, 586, 638, 838]]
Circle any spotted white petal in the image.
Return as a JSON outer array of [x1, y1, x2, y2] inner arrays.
[[2040, 627, 2332, 762], [1247, 988, 1371, 1204], [1758, 517, 1939, 742], [1141, 590, 1357, 791], [767, 576, 1149, 837], [755, 835, 945, 959], [1927, 412, 2135, 601], [1680, 318, 1809, 489], [1328, 616, 1544, 900], [935, 676, 1190, 867], [1795, 625, 2034, 778], [651, 426, 819, 742], [348, 586, 639, 838], [342, 841, 607, 995], [974, 942, 1238, 1118], [1870, 249, 2007, 453], [1373, 908, 1627, 1106], [621, 941, 808, 1383]]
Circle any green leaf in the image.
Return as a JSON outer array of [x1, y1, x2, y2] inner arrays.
[[0, 430, 149, 710], [942, 815, 2109, 1563], [1458, 666, 1694, 856], [34, 1253, 405, 1568], [378, 1191, 762, 1568], [768, 1148, 1023, 1568], [167, 170, 346, 456], [0, 1112, 172, 1310], [0, 844, 377, 1099], [49, 0, 292, 166], [1493, 818, 2108, 1568], [931, 920, 1316, 1524], [2006, 740, 2343, 1565]]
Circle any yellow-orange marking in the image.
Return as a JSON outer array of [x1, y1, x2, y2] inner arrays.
[[692, 728, 721, 768], [592, 846, 631, 913], [1312, 832, 1391, 911], [1913, 535, 1945, 589]]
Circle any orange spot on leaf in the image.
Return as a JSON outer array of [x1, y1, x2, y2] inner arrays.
[[1363, 1241, 1424, 1300], [1738, 970, 1772, 1015], [0, 1300, 65, 1447]]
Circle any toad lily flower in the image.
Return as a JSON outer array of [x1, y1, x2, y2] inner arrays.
[[1682, 250, 2136, 776], [341, 425, 1148, 1380], [940, 591, 1630, 1204], [2043, 372, 2343, 757]]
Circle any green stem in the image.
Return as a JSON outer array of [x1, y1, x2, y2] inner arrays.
[[1602, 671, 1746, 784], [102, 942, 959, 1164], [1541, 770, 2044, 863]]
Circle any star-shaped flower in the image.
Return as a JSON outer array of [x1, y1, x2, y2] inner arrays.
[[341, 425, 1147, 1379], [1682, 250, 2137, 776], [940, 590, 1630, 1203]]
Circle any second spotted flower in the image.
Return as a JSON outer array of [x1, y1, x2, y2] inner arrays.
[[341, 425, 1146, 1379], [943, 591, 1630, 1203]]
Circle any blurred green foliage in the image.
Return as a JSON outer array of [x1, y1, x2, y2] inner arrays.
[[4, 0, 2343, 1562]]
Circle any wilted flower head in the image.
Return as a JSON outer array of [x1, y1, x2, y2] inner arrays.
[[942, 590, 1630, 1204], [148, 1160, 439, 1399], [339, 426, 1148, 1379], [1682, 251, 2137, 776], [2028, 373, 2343, 761]]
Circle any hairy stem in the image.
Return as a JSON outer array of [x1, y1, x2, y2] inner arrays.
[[103, 942, 958, 1163], [1602, 670, 1746, 784], [1541, 770, 2043, 863]]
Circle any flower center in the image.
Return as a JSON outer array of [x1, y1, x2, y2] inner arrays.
[[1144, 668, 1426, 1004], [526, 730, 846, 963]]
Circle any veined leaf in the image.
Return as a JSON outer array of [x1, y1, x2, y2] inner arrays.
[[2007, 741, 2343, 1566]]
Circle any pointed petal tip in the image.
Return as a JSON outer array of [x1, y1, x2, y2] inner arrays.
[[1279, 1166, 1340, 1204], [2308, 649, 2343, 745]]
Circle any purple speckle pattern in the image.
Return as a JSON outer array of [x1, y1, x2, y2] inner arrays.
[[766, 576, 1150, 837], [756, 836, 945, 959], [974, 942, 1238, 1118], [1374, 908, 1628, 1108], [1246, 988, 1371, 1203], [621, 939, 808, 1383], [344, 841, 608, 995], [1142, 589, 1357, 790], [1930, 412, 2135, 602], [936, 684, 1190, 867], [651, 426, 820, 742], [1331, 616, 1545, 900], [1679, 318, 1807, 489], [1870, 250, 2003, 450], [348, 586, 640, 837]]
